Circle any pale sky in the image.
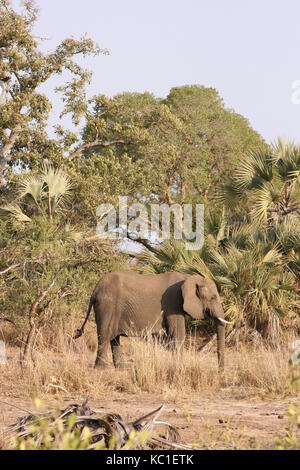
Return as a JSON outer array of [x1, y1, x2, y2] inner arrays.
[[32, 0, 300, 143]]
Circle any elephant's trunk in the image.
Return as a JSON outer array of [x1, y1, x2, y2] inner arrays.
[[210, 300, 225, 370], [216, 319, 225, 370]]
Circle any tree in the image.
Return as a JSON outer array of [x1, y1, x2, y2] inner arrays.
[[0, 0, 108, 187], [64, 87, 264, 238], [163, 85, 264, 200]]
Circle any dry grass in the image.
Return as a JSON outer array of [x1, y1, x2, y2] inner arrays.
[[130, 339, 292, 397], [0, 326, 296, 400]]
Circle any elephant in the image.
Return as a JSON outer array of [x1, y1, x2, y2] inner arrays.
[[74, 271, 231, 370]]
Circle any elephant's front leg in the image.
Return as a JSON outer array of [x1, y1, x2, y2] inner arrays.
[[165, 313, 185, 353], [111, 335, 125, 368], [111, 335, 134, 369]]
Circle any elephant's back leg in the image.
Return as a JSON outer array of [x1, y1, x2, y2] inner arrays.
[[165, 313, 185, 352], [94, 296, 120, 368]]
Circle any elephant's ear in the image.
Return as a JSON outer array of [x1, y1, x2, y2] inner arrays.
[[181, 277, 204, 319]]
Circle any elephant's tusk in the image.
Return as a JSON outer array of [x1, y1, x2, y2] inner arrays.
[[217, 317, 234, 325]]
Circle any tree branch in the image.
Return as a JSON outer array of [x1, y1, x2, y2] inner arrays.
[[0, 316, 16, 327], [0, 125, 22, 186], [28, 275, 58, 324], [0, 264, 20, 275], [69, 139, 127, 160], [22, 274, 58, 362], [125, 231, 160, 255], [0, 125, 22, 161]]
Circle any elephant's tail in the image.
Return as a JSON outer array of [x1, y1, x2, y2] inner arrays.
[[73, 294, 95, 339]]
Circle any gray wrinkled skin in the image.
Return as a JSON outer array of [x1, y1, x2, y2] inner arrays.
[[74, 271, 225, 370]]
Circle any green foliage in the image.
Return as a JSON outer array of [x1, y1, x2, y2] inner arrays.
[[13, 411, 99, 450], [0, 0, 107, 183], [274, 403, 300, 450], [0, 165, 126, 344], [164, 85, 264, 196], [0, 3, 264, 233], [221, 138, 300, 224], [1, 1, 298, 352], [1, 164, 73, 222]]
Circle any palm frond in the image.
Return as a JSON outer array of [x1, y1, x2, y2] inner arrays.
[[235, 148, 273, 189], [261, 248, 282, 265], [137, 249, 164, 274], [0, 203, 32, 223], [17, 174, 44, 205], [179, 251, 213, 278], [41, 164, 72, 213], [250, 183, 281, 222], [273, 138, 300, 179], [61, 224, 82, 243]]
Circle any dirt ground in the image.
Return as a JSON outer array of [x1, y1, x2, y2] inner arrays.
[[0, 392, 298, 449]]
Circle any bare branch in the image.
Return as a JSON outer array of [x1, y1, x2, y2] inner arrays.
[[22, 273, 59, 362], [0, 264, 20, 275], [0, 316, 16, 326], [28, 274, 58, 323], [0, 125, 22, 161], [68, 139, 127, 160], [0, 125, 22, 186], [125, 231, 160, 255]]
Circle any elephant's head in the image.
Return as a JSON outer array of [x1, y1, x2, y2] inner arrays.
[[181, 275, 230, 369]]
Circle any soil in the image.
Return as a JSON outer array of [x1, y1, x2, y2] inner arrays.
[[0, 392, 298, 449]]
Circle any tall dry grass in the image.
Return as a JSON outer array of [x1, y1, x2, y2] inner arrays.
[[0, 325, 296, 400]]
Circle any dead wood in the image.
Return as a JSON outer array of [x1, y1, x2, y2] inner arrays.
[[5, 398, 193, 450]]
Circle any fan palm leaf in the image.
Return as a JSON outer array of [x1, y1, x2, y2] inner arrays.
[[41, 164, 72, 217], [234, 148, 273, 191], [250, 183, 282, 222], [17, 174, 45, 215], [0, 203, 32, 223], [273, 138, 300, 178]]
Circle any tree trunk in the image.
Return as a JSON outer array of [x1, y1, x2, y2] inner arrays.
[[21, 275, 57, 363], [0, 157, 6, 189], [22, 323, 37, 362]]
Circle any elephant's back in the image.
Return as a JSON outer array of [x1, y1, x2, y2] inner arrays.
[[96, 271, 169, 335], [97, 270, 187, 285]]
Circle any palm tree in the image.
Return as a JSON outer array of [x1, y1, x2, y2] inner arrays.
[[273, 218, 300, 278], [206, 227, 298, 345], [221, 139, 300, 224], [1, 164, 72, 223]]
